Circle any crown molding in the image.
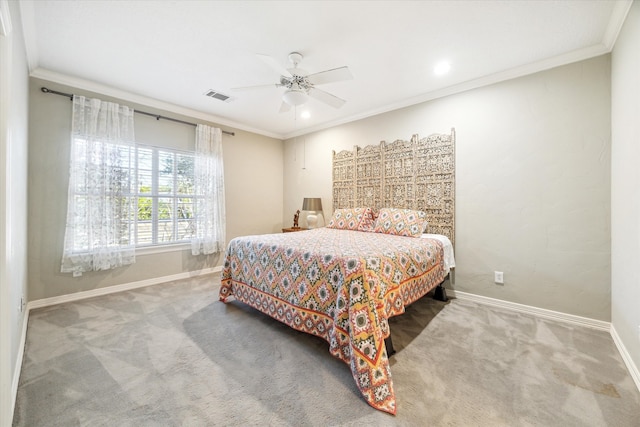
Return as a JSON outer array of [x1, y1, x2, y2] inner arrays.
[[30, 68, 283, 140], [286, 2, 633, 140], [285, 42, 612, 139], [22, 0, 634, 142], [603, 0, 634, 50]]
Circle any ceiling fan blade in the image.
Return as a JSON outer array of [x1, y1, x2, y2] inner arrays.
[[257, 54, 293, 78], [306, 66, 353, 85], [279, 102, 292, 113], [231, 83, 280, 92], [308, 87, 346, 109]]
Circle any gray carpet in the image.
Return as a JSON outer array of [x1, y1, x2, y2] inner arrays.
[[13, 274, 640, 426]]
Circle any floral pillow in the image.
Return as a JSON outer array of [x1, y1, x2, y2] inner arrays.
[[326, 207, 376, 232], [373, 208, 428, 237]]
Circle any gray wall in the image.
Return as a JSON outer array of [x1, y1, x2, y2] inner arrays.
[[0, 0, 29, 423], [284, 55, 611, 321], [611, 0, 640, 380], [28, 78, 284, 301]]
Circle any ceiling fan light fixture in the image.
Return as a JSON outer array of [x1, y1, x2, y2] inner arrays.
[[282, 89, 307, 106]]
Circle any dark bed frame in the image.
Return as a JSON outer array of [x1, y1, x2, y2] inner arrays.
[[383, 281, 448, 356]]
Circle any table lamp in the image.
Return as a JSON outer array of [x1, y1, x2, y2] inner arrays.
[[302, 197, 323, 229]]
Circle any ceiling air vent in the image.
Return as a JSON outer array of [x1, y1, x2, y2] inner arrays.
[[204, 89, 232, 102]]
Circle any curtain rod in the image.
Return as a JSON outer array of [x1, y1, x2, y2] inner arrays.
[[40, 87, 235, 136]]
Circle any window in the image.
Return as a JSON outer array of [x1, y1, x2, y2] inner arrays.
[[66, 141, 196, 252], [135, 144, 198, 246], [62, 96, 224, 275]]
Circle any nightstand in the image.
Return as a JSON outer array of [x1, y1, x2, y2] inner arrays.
[[282, 227, 308, 233]]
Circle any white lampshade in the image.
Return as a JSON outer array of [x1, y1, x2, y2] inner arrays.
[[282, 89, 307, 106]]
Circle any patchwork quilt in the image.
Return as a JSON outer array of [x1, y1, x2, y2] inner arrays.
[[219, 227, 446, 414]]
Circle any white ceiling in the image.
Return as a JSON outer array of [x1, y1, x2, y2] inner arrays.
[[19, 0, 631, 139]]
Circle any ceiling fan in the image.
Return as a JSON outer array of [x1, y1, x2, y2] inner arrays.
[[233, 52, 353, 113]]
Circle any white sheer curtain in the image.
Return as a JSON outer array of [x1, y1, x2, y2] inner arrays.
[[191, 124, 226, 255], [61, 96, 137, 275]]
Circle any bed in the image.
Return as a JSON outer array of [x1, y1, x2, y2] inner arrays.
[[219, 130, 456, 414], [219, 224, 454, 414]]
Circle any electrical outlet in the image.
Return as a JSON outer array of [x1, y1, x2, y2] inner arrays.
[[494, 271, 504, 284]]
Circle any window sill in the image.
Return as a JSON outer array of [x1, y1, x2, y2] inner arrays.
[[136, 243, 191, 256]]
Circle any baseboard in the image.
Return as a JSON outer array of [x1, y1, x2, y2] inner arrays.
[[10, 308, 29, 424], [449, 289, 611, 331], [11, 266, 221, 422], [448, 289, 640, 392], [17, 275, 637, 411], [27, 266, 222, 311], [610, 325, 640, 393]]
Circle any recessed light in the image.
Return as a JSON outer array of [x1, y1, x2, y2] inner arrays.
[[300, 110, 311, 119], [434, 61, 451, 76]]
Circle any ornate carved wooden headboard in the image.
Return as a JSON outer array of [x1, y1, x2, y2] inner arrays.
[[332, 128, 455, 245]]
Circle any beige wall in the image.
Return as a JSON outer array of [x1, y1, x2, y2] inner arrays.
[[28, 78, 284, 301], [611, 1, 640, 378], [284, 55, 611, 321], [1, 0, 29, 423]]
